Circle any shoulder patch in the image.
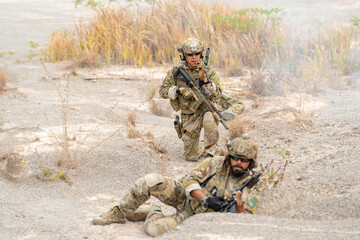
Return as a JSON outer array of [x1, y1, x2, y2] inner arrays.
[[248, 196, 259, 208]]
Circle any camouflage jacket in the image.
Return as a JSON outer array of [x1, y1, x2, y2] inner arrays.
[[180, 156, 259, 216], [159, 60, 222, 115]]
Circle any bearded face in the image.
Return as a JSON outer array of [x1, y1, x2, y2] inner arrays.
[[229, 155, 251, 177]]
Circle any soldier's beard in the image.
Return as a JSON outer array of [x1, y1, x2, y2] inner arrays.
[[230, 165, 247, 177]]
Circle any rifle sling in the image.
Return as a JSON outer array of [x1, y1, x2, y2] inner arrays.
[[200, 173, 216, 188]]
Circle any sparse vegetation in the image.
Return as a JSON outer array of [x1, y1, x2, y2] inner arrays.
[[145, 86, 157, 102], [42, 73, 124, 171], [36, 168, 72, 185], [126, 111, 137, 127], [228, 117, 254, 139], [295, 24, 359, 89], [28, 40, 42, 60], [256, 146, 289, 189], [0, 68, 7, 93], [126, 111, 141, 138], [143, 132, 167, 154]]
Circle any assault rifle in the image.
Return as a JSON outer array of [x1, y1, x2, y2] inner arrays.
[[173, 68, 230, 130], [219, 173, 262, 213]]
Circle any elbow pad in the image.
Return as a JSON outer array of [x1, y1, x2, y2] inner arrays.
[[168, 86, 179, 100]]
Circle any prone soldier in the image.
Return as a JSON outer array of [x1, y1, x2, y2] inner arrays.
[[92, 135, 260, 237]]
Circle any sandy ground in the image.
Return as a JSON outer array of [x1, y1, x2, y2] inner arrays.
[[1, 1, 360, 240]]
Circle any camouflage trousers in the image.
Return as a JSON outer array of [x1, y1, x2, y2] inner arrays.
[[117, 173, 191, 237], [181, 111, 219, 161]]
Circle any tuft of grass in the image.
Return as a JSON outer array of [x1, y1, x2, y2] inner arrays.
[[42, 167, 54, 177], [0, 68, 7, 93], [126, 111, 137, 127], [145, 86, 157, 102], [143, 132, 168, 154], [127, 127, 141, 138], [43, 73, 124, 170], [257, 147, 289, 189], [228, 117, 254, 139], [36, 168, 72, 185]]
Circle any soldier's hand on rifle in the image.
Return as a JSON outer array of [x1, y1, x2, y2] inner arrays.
[[203, 78, 212, 86], [233, 191, 246, 213], [180, 87, 195, 100], [205, 196, 227, 212]]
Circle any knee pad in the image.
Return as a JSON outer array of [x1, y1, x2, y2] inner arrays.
[[203, 112, 217, 130], [144, 173, 164, 188], [144, 217, 178, 237]]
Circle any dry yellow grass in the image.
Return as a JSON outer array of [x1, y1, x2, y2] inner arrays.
[[44, 0, 359, 89], [295, 24, 359, 89], [0, 68, 7, 93], [45, 0, 284, 71], [228, 117, 254, 139]]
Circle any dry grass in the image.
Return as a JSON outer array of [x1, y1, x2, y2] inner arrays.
[[142, 132, 168, 154], [44, 0, 359, 92], [145, 86, 157, 102], [45, 0, 284, 71], [126, 111, 137, 127], [126, 111, 141, 138], [295, 24, 359, 89], [259, 157, 288, 189], [228, 117, 254, 139], [0, 68, 7, 93]]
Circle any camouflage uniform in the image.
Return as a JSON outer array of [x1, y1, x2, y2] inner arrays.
[[101, 159, 258, 236], [219, 93, 245, 116], [159, 39, 222, 161], [92, 135, 260, 237]]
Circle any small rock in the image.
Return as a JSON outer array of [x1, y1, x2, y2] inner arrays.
[[1, 153, 30, 182], [296, 175, 305, 181]]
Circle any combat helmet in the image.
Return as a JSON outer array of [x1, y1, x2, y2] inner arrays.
[[227, 134, 258, 169], [180, 38, 204, 55]]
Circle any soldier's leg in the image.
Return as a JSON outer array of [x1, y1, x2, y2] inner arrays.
[[181, 114, 202, 162], [92, 175, 151, 225], [92, 173, 185, 226], [144, 207, 178, 237], [142, 173, 186, 236], [202, 111, 219, 155], [182, 134, 200, 161]]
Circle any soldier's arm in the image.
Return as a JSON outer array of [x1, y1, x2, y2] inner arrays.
[[159, 68, 177, 99], [182, 158, 215, 200], [205, 67, 222, 98]]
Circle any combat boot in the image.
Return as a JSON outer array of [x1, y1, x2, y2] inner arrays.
[[92, 206, 126, 225]]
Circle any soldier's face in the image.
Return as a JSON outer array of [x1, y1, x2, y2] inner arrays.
[[230, 156, 250, 172], [185, 52, 201, 68]]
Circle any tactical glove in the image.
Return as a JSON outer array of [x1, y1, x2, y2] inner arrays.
[[182, 88, 195, 100], [205, 196, 226, 212]]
